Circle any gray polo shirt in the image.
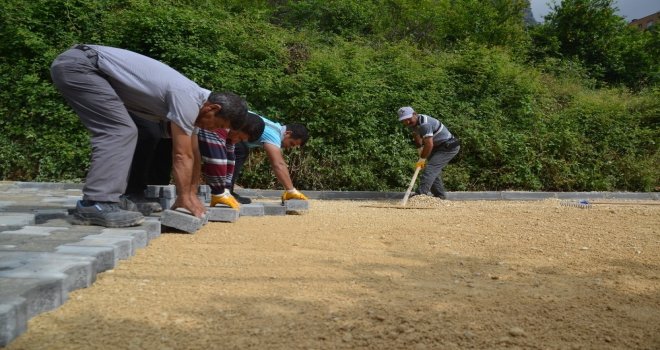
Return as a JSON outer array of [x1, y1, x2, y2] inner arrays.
[[414, 114, 453, 144], [88, 45, 210, 135]]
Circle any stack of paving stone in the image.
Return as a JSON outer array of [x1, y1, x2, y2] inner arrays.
[[145, 185, 310, 233], [0, 182, 310, 346]]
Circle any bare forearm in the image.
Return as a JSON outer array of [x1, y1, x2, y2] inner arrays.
[[420, 138, 433, 159], [272, 161, 294, 190], [172, 153, 194, 196]]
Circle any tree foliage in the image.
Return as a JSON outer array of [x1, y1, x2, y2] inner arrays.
[[530, 0, 659, 89], [0, 0, 657, 191]]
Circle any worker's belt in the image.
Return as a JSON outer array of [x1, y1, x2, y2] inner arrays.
[[73, 44, 99, 66], [433, 137, 461, 151]]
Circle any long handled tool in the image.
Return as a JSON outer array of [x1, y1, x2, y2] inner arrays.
[[400, 166, 422, 206]]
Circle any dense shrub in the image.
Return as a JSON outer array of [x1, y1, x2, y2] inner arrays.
[[0, 0, 657, 191]]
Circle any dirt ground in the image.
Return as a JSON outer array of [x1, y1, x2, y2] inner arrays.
[[6, 197, 660, 350]]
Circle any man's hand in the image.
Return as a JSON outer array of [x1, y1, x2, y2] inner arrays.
[[282, 189, 308, 201], [171, 193, 206, 218], [415, 158, 427, 169]]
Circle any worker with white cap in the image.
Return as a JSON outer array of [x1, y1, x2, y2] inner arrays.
[[397, 106, 461, 199]]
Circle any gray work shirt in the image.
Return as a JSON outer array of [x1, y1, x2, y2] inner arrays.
[[88, 45, 210, 135], [413, 114, 453, 144]]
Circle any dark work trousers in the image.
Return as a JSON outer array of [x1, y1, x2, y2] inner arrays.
[[417, 146, 460, 198], [50, 46, 137, 203], [230, 141, 250, 192], [125, 116, 172, 195]]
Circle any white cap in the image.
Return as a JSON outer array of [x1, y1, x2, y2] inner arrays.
[[397, 106, 415, 121]]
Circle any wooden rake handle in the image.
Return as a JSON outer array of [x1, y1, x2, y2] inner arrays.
[[400, 166, 422, 207]]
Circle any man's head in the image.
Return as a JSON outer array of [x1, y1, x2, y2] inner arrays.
[[195, 91, 248, 130], [227, 111, 265, 144], [282, 123, 309, 149], [397, 106, 417, 127]]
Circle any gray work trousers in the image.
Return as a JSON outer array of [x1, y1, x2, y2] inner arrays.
[[50, 47, 137, 203], [417, 146, 460, 198]]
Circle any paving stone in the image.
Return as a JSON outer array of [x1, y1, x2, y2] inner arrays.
[[0, 213, 35, 230], [65, 237, 132, 265], [145, 185, 162, 199], [33, 209, 69, 224], [40, 196, 81, 208], [239, 204, 265, 216], [0, 252, 96, 295], [604, 192, 655, 200], [161, 209, 205, 233], [262, 203, 286, 216], [100, 229, 148, 250], [556, 192, 608, 200], [451, 192, 502, 200], [0, 226, 65, 236], [501, 191, 556, 200], [207, 207, 239, 222], [159, 197, 176, 211], [198, 185, 211, 202], [284, 200, 309, 212], [141, 217, 162, 240], [55, 244, 115, 273], [0, 276, 63, 323], [0, 228, 96, 253], [160, 185, 177, 199], [0, 296, 27, 347]]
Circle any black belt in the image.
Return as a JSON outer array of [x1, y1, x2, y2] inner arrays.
[[73, 44, 100, 67], [74, 44, 93, 52]]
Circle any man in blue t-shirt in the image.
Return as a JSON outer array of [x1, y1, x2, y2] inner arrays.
[[224, 111, 310, 203], [398, 106, 461, 199]]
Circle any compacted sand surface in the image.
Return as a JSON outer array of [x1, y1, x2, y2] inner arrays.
[[6, 198, 660, 350]]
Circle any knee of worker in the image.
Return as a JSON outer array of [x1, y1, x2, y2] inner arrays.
[[91, 123, 138, 151]]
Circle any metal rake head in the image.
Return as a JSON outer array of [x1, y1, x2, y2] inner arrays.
[[560, 199, 592, 209]]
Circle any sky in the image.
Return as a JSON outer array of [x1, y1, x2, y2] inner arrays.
[[530, 0, 660, 22]]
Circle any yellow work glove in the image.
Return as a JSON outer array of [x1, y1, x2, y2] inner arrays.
[[415, 158, 427, 169], [281, 189, 308, 201], [210, 189, 240, 210]]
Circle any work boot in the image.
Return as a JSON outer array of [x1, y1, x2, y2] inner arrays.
[[430, 188, 447, 200], [72, 200, 144, 228], [122, 194, 162, 215], [231, 191, 252, 204]]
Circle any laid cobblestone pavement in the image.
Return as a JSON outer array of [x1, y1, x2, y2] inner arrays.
[[0, 181, 656, 346]]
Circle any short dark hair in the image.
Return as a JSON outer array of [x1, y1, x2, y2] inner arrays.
[[207, 91, 248, 130], [285, 123, 309, 146], [240, 111, 266, 142]]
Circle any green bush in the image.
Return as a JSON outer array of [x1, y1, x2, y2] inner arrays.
[[0, 0, 657, 192]]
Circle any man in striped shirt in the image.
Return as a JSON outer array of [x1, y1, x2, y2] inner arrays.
[[200, 111, 310, 207], [398, 106, 461, 199]]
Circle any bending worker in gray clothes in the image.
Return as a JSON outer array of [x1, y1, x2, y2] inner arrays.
[[397, 106, 461, 199], [51, 44, 254, 228]]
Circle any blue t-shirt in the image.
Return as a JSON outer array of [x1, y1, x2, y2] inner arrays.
[[246, 114, 284, 149]]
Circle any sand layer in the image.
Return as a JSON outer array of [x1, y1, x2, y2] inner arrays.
[[7, 198, 660, 350]]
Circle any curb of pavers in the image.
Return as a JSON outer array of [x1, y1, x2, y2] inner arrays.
[[4, 182, 658, 201], [234, 189, 658, 201]]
